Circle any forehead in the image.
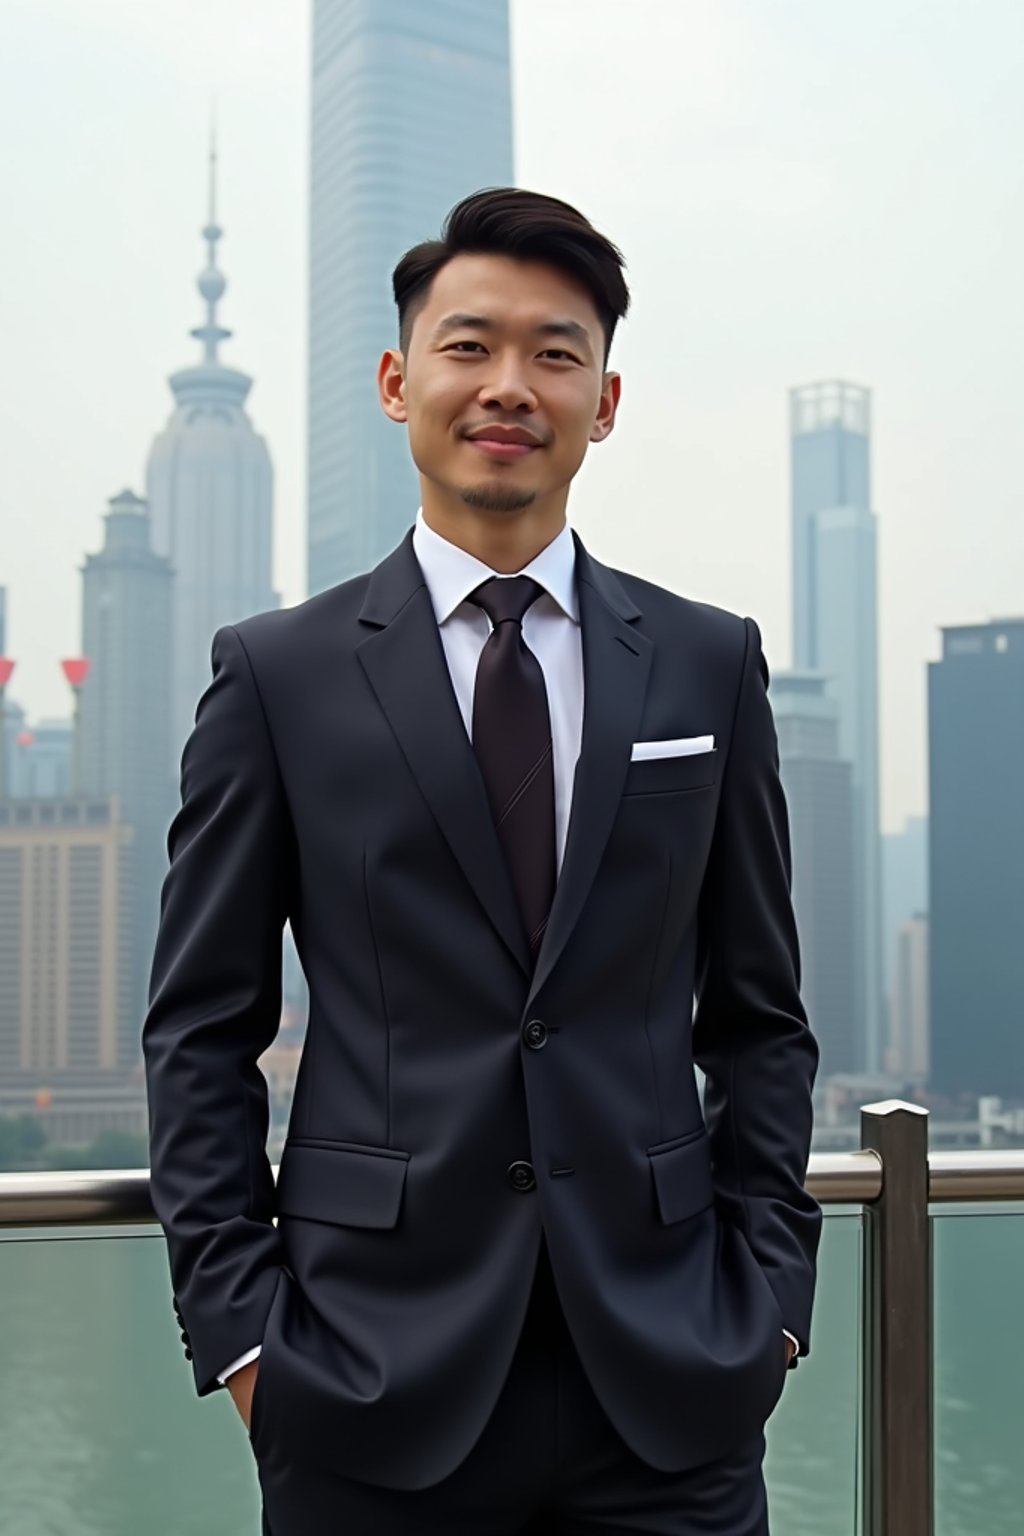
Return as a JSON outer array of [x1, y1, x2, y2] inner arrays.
[[418, 252, 603, 344]]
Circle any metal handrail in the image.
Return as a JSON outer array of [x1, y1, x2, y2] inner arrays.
[[1, 1146, 1023, 1229]]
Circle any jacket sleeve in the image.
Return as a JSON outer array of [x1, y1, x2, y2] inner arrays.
[[692, 615, 822, 1361], [143, 623, 293, 1395]]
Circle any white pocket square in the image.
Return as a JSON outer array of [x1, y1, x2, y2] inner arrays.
[[630, 735, 715, 762]]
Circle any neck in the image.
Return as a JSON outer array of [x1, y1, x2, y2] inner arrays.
[[420, 489, 568, 573]]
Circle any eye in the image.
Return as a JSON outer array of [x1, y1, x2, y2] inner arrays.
[[446, 341, 486, 353], [541, 349, 580, 363]]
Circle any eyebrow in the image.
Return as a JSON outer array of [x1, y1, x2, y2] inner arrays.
[[430, 312, 594, 354]]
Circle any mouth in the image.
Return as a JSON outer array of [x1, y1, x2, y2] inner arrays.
[[465, 438, 540, 462]]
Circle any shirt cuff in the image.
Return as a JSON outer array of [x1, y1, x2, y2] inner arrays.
[[216, 1344, 263, 1385], [782, 1328, 801, 1360]]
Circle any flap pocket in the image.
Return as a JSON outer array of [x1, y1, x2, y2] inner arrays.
[[647, 1128, 714, 1225], [622, 749, 718, 797], [276, 1140, 410, 1229]]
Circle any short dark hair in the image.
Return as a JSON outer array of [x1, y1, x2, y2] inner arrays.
[[392, 187, 630, 367]]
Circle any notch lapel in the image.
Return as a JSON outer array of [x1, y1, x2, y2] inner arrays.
[[525, 538, 652, 1011], [356, 532, 532, 977]]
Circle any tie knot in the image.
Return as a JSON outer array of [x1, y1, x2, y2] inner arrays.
[[469, 574, 544, 628]]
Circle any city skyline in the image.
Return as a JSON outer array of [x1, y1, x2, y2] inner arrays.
[[307, 0, 514, 592], [2, 0, 1022, 836]]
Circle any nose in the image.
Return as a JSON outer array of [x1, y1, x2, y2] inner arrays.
[[477, 355, 538, 413]]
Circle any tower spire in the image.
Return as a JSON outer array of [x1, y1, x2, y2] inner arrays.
[[191, 114, 231, 363]]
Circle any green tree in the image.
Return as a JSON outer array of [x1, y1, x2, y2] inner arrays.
[[14, 1115, 47, 1162], [0, 1117, 20, 1171], [87, 1129, 149, 1168], [0, 1114, 48, 1171]]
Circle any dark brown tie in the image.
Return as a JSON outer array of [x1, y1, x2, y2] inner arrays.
[[468, 575, 556, 961]]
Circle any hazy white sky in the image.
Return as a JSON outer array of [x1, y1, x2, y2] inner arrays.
[[1, 0, 1021, 833]]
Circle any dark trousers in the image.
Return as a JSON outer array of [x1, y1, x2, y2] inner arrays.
[[257, 1241, 769, 1535]]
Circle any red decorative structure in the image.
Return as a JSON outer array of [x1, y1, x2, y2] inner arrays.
[[61, 658, 91, 689], [0, 658, 14, 799], [16, 731, 35, 749], [61, 657, 91, 796]]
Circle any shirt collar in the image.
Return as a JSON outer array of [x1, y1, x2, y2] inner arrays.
[[412, 507, 579, 625]]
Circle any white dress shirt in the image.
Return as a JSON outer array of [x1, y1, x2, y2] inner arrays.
[[216, 509, 797, 1383]]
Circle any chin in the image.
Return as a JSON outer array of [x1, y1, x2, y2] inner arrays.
[[459, 483, 539, 514]]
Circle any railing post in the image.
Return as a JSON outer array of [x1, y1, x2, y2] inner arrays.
[[860, 1099, 933, 1536]]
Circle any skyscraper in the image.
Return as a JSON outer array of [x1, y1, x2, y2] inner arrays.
[[882, 814, 928, 1073], [890, 914, 929, 1084], [0, 797, 134, 1078], [771, 671, 857, 1079], [928, 618, 1024, 1099], [790, 381, 883, 1072], [9, 720, 72, 798], [307, 0, 514, 594], [79, 489, 174, 1030], [147, 143, 277, 762]]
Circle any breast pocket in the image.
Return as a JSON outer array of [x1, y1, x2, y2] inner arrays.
[[621, 748, 719, 797]]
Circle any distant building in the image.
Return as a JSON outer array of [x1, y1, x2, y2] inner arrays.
[[882, 815, 928, 1071], [929, 618, 1024, 1098], [79, 489, 175, 1035], [889, 913, 929, 1083], [147, 143, 277, 763], [790, 381, 883, 1071], [771, 671, 858, 1078], [307, 0, 514, 594], [0, 797, 135, 1078], [8, 719, 73, 798]]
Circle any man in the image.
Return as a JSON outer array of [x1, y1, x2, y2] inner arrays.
[[144, 186, 821, 1535]]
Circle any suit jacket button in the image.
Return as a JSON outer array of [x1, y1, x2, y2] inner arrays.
[[183, 1347, 193, 1361], [523, 1019, 548, 1049], [507, 1160, 536, 1192]]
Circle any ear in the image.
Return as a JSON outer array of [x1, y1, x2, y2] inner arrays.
[[590, 371, 621, 444], [378, 349, 408, 423]]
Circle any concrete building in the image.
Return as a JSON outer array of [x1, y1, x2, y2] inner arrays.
[[8, 719, 73, 799], [307, 0, 514, 594], [771, 671, 858, 1079], [790, 380, 883, 1072], [929, 618, 1024, 1098], [147, 143, 277, 762], [0, 797, 135, 1079], [889, 913, 929, 1083], [882, 815, 928, 1073], [79, 489, 175, 1030]]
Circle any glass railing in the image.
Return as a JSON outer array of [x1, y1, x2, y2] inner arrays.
[[0, 1226, 260, 1534], [933, 1207, 1024, 1536], [765, 1210, 861, 1536], [1, 1103, 1022, 1536], [0, 1216, 861, 1536]]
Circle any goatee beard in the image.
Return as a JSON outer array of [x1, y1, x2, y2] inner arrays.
[[460, 484, 538, 513]]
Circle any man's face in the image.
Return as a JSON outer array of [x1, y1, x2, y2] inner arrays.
[[378, 253, 620, 518]]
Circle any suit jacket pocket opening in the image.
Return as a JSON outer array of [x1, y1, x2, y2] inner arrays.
[[622, 748, 719, 797], [647, 1129, 715, 1225], [276, 1140, 411, 1229]]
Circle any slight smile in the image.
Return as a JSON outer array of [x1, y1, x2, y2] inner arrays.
[[467, 438, 539, 461]]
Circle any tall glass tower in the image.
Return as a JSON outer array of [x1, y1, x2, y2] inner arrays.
[[929, 619, 1024, 1098], [790, 381, 883, 1073], [307, 0, 514, 595]]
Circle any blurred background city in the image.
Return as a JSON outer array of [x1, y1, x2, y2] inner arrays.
[[0, 2, 1021, 1532]]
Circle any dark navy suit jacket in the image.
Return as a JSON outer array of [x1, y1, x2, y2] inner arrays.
[[143, 526, 821, 1491]]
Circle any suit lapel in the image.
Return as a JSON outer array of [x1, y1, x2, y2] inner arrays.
[[356, 527, 653, 999], [357, 531, 532, 977], [525, 536, 652, 1010]]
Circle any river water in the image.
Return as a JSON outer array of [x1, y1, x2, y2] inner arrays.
[[0, 1211, 1020, 1534]]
